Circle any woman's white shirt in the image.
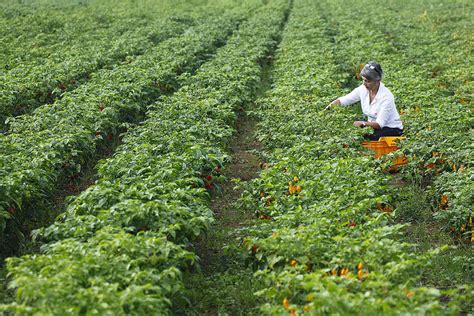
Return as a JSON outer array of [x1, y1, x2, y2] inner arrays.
[[338, 82, 403, 129]]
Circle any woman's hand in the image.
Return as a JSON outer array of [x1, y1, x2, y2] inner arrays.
[[353, 121, 381, 129], [325, 99, 341, 110]]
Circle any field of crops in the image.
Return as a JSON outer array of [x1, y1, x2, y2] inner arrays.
[[0, 0, 472, 314]]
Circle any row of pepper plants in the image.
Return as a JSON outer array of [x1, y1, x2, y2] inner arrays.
[[236, 0, 472, 314], [0, 6, 249, 257], [0, 0, 289, 313], [391, 0, 472, 99], [318, 0, 473, 245], [0, 3, 95, 54], [0, 0, 202, 66], [1, 4, 135, 69], [0, 4, 213, 124], [390, 1, 473, 243]]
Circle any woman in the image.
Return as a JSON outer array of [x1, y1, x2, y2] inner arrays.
[[327, 61, 403, 141]]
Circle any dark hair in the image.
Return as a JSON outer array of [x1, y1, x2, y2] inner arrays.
[[360, 61, 383, 81]]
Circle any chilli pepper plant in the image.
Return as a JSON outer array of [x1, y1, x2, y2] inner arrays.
[[317, 0, 473, 244], [237, 0, 473, 314], [0, 6, 248, 256], [0, 0, 471, 314], [0, 2, 213, 124], [0, 1, 289, 313]]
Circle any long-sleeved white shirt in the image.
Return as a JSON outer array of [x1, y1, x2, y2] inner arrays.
[[338, 82, 403, 129]]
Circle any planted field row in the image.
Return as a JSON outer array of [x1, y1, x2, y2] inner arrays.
[[0, 9, 246, 256], [0, 3, 155, 74], [1, 10, 136, 68], [0, 3, 95, 45], [236, 0, 472, 314], [319, 0, 473, 241], [0, 1, 243, 122], [392, 1, 472, 100], [385, 2, 473, 239], [0, 0, 289, 313], [0, 0, 203, 61], [0, 13, 200, 123]]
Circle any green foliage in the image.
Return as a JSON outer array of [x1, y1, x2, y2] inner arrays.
[[0, 7, 244, 253], [4, 228, 193, 315], [318, 0, 473, 239], [1, 0, 472, 313], [0, 2, 206, 123], [237, 0, 473, 314], [1, 0, 289, 313]]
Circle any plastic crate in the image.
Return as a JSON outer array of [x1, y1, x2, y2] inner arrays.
[[362, 136, 407, 169], [379, 136, 405, 146]]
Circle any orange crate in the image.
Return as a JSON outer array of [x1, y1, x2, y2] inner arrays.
[[379, 137, 405, 146], [362, 137, 407, 169]]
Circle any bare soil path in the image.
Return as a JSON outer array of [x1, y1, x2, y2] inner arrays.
[[174, 61, 274, 315]]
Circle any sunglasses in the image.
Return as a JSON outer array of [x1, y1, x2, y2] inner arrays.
[[365, 64, 381, 75]]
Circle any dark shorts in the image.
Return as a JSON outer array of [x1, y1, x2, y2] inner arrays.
[[363, 127, 403, 141]]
